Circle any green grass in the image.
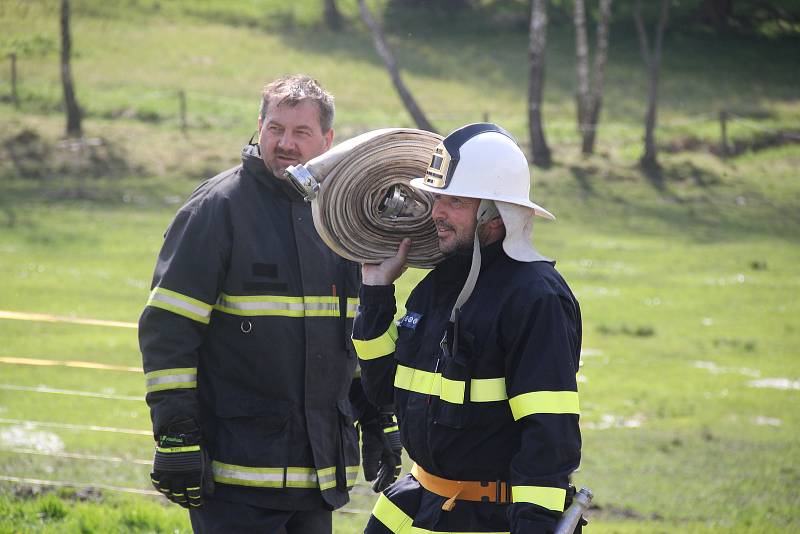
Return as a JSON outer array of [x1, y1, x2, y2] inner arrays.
[[1, 0, 799, 532]]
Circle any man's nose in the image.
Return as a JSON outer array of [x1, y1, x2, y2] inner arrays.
[[277, 131, 294, 149], [431, 199, 444, 220]]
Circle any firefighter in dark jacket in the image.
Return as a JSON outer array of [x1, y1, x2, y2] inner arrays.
[[139, 75, 401, 534], [352, 123, 582, 533]]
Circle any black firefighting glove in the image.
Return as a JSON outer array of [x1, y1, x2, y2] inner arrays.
[[150, 419, 213, 508], [360, 412, 402, 493]]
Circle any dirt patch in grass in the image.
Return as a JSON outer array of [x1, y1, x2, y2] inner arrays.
[[663, 129, 800, 157], [1, 128, 146, 182]]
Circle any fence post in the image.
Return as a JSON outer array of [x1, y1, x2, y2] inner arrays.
[[10, 53, 19, 108], [719, 109, 729, 158], [178, 89, 187, 135], [482, 111, 489, 123]]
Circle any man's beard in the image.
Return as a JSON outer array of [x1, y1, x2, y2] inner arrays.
[[436, 221, 475, 255]]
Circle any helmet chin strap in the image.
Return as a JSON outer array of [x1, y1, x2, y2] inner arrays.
[[448, 199, 496, 322]]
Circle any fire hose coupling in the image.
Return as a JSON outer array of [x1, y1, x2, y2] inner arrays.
[[378, 184, 408, 219], [553, 486, 593, 534], [284, 164, 320, 201]]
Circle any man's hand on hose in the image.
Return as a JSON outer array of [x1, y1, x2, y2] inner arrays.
[[360, 411, 403, 493], [362, 238, 411, 286], [151, 419, 214, 508]]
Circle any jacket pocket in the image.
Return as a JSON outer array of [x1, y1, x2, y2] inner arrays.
[[433, 328, 477, 429], [210, 399, 291, 468]]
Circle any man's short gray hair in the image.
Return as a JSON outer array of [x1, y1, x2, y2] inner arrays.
[[259, 74, 335, 133]]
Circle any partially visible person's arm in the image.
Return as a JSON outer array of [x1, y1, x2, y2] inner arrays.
[[139, 195, 230, 507]]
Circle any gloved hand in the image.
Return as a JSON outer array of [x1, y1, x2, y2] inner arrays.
[[360, 412, 402, 492], [150, 419, 213, 508]]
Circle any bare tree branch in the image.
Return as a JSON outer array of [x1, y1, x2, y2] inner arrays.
[[358, 0, 436, 133]]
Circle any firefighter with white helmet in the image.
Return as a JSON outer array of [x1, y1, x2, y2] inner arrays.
[[352, 123, 583, 533]]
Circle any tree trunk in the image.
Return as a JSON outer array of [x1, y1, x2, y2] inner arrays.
[[358, 0, 437, 133], [323, 0, 343, 31], [573, 0, 590, 147], [574, 0, 612, 156], [528, 0, 551, 168], [634, 0, 669, 171], [60, 0, 82, 138], [583, 0, 612, 155]]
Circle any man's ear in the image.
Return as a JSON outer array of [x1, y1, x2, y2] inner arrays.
[[488, 216, 504, 231], [324, 128, 334, 150], [257, 115, 263, 133]]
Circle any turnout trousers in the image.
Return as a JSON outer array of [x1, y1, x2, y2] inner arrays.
[[190, 496, 332, 534]]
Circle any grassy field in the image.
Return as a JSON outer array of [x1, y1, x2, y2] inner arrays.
[[1, 1, 799, 533]]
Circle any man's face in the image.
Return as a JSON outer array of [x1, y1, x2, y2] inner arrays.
[[257, 98, 333, 177], [431, 194, 479, 254]]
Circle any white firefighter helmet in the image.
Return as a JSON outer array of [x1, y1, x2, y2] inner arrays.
[[409, 123, 553, 263]]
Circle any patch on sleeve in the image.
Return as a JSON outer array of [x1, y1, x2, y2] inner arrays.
[[398, 311, 423, 330]]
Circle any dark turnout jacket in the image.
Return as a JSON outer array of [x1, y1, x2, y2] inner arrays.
[[139, 145, 361, 511], [352, 242, 582, 532]]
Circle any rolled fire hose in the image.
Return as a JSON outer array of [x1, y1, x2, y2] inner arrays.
[[283, 128, 445, 269]]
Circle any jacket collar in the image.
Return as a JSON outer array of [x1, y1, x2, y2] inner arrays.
[[240, 143, 304, 201], [434, 239, 504, 286]]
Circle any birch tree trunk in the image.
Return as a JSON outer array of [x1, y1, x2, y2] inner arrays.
[[585, 0, 612, 154], [61, 0, 82, 138], [634, 0, 670, 171], [358, 0, 437, 133], [574, 0, 591, 147], [528, 0, 551, 168], [574, 0, 612, 156]]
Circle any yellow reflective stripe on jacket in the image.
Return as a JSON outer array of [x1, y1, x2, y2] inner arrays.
[[511, 485, 567, 512], [346, 465, 359, 487], [212, 461, 357, 490], [215, 293, 353, 318], [395, 365, 440, 396], [393, 365, 508, 405], [146, 287, 213, 324], [440, 376, 466, 404], [353, 323, 398, 360], [346, 297, 359, 318], [212, 461, 284, 488], [317, 467, 337, 490], [145, 367, 197, 393], [470, 377, 507, 402], [508, 391, 580, 420], [372, 493, 510, 534]]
